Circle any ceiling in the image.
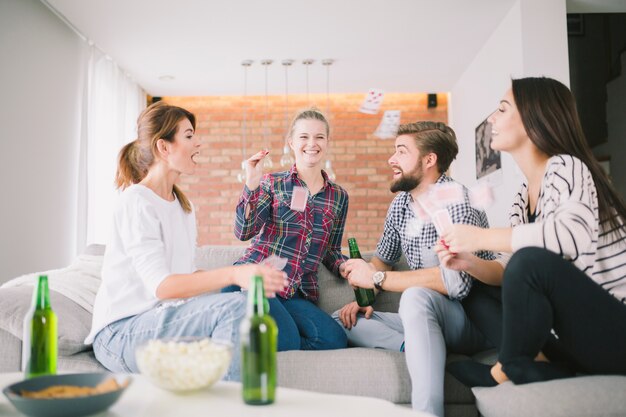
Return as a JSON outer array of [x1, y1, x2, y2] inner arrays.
[[44, 0, 625, 97]]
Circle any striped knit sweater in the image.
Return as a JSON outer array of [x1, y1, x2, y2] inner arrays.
[[506, 154, 626, 303]]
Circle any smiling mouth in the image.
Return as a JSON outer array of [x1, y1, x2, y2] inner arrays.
[[191, 152, 200, 163], [303, 150, 320, 155]]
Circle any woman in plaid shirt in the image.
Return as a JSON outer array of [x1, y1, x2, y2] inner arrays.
[[224, 108, 349, 351]]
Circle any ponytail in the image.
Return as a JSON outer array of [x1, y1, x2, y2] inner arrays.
[[115, 140, 147, 189], [173, 185, 192, 213]]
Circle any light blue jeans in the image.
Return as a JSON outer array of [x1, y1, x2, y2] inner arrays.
[[333, 287, 490, 417], [92, 292, 246, 381]]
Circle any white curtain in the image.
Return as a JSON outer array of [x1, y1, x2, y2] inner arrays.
[[76, 46, 146, 253]]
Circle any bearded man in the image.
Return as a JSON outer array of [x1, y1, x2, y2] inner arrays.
[[333, 121, 494, 417]]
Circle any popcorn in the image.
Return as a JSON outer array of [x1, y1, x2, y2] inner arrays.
[[136, 338, 232, 392]]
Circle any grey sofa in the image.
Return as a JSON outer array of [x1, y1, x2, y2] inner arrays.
[[2, 245, 626, 417]]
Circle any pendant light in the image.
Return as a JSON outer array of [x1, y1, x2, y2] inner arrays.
[[237, 60, 253, 183], [302, 59, 314, 106], [261, 59, 274, 170], [280, 59, 295, 168], [322, 58, 336, 182]]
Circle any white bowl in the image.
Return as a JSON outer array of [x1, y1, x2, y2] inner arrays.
[[135, 337, 232, 392]]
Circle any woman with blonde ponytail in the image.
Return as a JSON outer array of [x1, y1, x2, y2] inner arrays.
[[224, 107, 349, 352], [85, 101, 287, 379]]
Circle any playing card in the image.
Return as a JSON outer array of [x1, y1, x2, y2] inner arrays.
[[404, 216, 423, 239], [290, 186, 309, 212], [374, 110, 401, 139], [431, 183, 465, 206], [260, 255, 288, 271], [469, 182, 494, 209], [432, 208, 453, 235], [359, 89, 385, 115], [416, 193, 438, 217], [410, 200, 430, 222]]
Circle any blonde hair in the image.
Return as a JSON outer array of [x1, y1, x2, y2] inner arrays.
[[115, 101, 196, 213], [286, 107, 330, 139]]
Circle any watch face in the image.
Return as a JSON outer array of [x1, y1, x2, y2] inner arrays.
[[373, 271, 384, 284]]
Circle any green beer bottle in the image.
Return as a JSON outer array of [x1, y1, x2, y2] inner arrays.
[[22, 275, 58, 378], [348, 238, 376, 307], [240, 275, 278, 405]]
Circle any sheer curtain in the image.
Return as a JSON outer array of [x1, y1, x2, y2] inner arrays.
[[77, 45, 146, 253]]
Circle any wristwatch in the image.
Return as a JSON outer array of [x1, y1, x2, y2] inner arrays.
[[372, 271, 386, 291]]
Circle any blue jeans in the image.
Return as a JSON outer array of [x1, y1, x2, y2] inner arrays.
[[222, 285, 347, 351], [92, 292, 246, 381]]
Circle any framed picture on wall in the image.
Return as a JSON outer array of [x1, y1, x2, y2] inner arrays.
[[475, 117, 502, 179]]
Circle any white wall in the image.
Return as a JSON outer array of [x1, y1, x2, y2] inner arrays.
[[0, 0, 87, 281], [595, 52, 626, 198], [449, 0, 570, 227]]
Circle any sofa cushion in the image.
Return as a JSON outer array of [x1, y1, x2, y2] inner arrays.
[[473, 375, 626, 417], [0, 286, 92, 355], [195, 245, 247, 271], [277, 347, 412, 403], [0, 328, 21, 372]]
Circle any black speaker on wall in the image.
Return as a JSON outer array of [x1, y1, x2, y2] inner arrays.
[[427, 93, 437, 108]]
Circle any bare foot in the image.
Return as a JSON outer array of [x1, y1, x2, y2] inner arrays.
[[490, 361, 510, 384]]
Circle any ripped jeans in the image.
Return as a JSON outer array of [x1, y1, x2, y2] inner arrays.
[[92, 292, 246, 381]]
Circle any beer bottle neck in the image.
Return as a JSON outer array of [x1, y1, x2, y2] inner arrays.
[[248, 275, 269, 316], [35, 275, 51, 310], [348, 239, 362, 259]]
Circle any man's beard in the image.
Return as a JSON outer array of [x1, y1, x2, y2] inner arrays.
[[390, 162, 423, 193]]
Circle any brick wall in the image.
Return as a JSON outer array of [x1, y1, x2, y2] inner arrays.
[[164, 93, 447, 252]]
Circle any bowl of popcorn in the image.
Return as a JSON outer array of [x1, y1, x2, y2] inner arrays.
[[135, 337, 232, 392]]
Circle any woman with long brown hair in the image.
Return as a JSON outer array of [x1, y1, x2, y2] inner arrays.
[[85, 102, 286, 378], [435, 77, 626, 386]]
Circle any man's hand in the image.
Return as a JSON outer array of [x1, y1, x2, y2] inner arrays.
[[338, 301, 374, 329], [344, 258, 376, 289], [339, 262, 349, 279]]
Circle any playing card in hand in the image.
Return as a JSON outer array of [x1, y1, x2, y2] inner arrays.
[[432, 208, 453, 235]]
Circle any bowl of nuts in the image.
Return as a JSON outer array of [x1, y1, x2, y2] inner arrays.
[[2, 373, 131, 417], [135, 337, 232, 392]]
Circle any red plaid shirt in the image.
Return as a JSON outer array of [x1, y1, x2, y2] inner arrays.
[[234, 165, 349, 300]]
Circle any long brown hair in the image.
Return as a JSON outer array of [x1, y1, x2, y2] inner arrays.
[[512, 77, 626, 230], [115, 101, 196, 213]]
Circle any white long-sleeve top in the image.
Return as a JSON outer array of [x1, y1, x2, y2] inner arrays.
[[500, 154, 626, 303], [85, 184, 197, 344]]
